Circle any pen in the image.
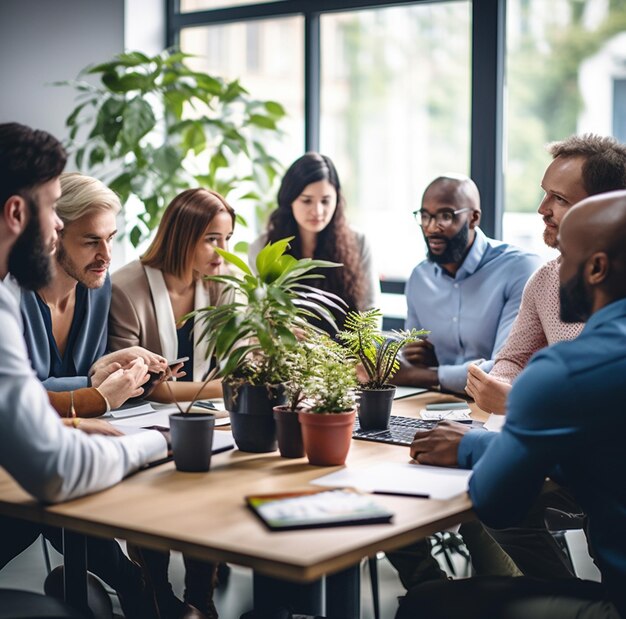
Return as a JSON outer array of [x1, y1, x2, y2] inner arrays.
[[372, 490, 430, 499]]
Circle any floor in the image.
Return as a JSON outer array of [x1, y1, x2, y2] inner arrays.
[[0, 530, 599, 619]]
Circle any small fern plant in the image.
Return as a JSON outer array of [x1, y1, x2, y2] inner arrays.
[[338, 309, 429, 389], [305, 334, 358, 413]]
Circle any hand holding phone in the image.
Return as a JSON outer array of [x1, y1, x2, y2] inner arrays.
[[168, 356, 190, 368]]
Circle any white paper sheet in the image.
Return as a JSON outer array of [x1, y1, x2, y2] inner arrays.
[[116, 425, 235, 453], [312, 462, 471, 500], [483, 413, 505, 432], [420, 409, 472, 422], [110, 406, 230, 428], [111, 408, 178, 429], [393, 386, 428, 400], [106, 402, 157, 418]]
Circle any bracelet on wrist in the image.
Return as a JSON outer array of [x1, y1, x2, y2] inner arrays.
[[95, 387, 112, 413]]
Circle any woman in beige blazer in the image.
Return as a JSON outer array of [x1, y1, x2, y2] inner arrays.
[[109, 188, 235, 404], [109, 188, 236, 619]]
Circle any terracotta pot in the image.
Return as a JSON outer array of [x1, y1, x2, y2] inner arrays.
[[298, 409, 356, 466], [273, 406, 305, 458], [358, 384, 396, 430], [223, 382, 285, 453]]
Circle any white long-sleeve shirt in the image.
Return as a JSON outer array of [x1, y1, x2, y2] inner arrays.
[[0, 279, 167, 504]]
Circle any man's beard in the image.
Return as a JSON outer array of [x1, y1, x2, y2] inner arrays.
[[56, 241, 106, 289], [425, 221, 470, 265], [543, 219, 558, 248], [8, 199, 54, 290], [559, 263, 592, 323]]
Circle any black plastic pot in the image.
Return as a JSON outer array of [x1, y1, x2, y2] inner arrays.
[[223, 382, 286, 453], [358, 385, 397, 430], [169, 413, 215, 472], [273, 406, 305, 458]]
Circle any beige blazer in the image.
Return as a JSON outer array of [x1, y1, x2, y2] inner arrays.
[[109, 260, 231, 381]]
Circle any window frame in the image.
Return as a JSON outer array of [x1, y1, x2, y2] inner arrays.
[[167, 0, 506, 239]]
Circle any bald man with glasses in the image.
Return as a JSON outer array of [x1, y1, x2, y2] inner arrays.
[[393, 175, 541, 394]]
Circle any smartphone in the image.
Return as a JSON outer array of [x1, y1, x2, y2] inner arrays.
[[194, 400, 217, 411], [426, 402, 471, 411], [168, 356, 190, 368]]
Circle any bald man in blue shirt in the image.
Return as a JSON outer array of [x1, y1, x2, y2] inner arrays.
[[395, 175, 541, 393], [403, 190, 626, 619]]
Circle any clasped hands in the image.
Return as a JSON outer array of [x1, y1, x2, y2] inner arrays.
[[88, 347, 186, 409], [393, 339, 440, 388]]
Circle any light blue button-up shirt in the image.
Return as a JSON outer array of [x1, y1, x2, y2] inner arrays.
[[405, 228, 541, 393]]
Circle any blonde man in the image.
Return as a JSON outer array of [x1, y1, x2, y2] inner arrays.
[[18, 172, 166, 411]]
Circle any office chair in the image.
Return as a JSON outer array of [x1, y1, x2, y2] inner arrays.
[[544, 507, 586, 575], [0, 589, 86, 619]]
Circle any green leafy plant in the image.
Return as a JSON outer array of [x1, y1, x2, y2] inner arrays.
[[193, 237, 345, 387], [58, 48, 285, 247], [304, 335, 358, 413], [274, 331, 318, 411], [338, 309, 429, 389]]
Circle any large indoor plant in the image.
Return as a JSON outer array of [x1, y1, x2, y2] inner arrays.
[[298, 336, 358, 466], [58, 48, 285, 247], [338, 309, 428, 430], [193, 237, 344, 452]]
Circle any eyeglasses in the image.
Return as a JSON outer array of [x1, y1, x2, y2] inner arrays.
[[412, 207, 471, 228]]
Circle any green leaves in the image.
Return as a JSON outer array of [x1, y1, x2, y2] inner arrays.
[[338, 310, 429, 388], [255, 237, 293, 280], [193, 237, 343, 386], [59, 47, 286, 246], [215, 247, 253, 277], [121, 97, 156, 147], [305, 334, 358, 413]]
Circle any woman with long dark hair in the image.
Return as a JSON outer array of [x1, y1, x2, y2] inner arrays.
[[249, 152, 379, 330]]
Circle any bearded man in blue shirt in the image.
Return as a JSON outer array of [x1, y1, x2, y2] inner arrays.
[[402, 190, 626, 619], [394, 175, 541, 394]]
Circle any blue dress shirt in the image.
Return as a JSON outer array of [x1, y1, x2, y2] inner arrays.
[[34, 284, 87, 380], [404, 228, 541, 392], [20, 275, 111, 391], [458, 298, 626, 615]]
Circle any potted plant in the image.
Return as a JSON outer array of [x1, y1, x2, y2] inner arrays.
[[271, 339, 316, 458], [298, 336, 359, 466], [193, 237, 344, 453], [338, 309, 428, 430], [58, 49, 285, 247]]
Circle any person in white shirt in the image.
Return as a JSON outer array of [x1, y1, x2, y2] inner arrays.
[[0, 122, 169, 618]]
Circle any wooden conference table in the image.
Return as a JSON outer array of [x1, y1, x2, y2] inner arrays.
[[0, 391, 488, 617]]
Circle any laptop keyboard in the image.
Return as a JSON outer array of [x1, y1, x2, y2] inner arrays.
[[353, 415, 437, 446]]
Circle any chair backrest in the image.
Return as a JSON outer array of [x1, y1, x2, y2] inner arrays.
[[0, 588, 86, 618]]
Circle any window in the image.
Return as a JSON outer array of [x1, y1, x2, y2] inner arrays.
[[180, 0, 289, 12], [504, 0, 626, 261], [180, 17, 305, 242], [320, 3, 471, 282], [615, 78, 626, 143]]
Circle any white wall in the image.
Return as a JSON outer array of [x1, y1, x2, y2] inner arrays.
[[0, 0, 166, 268], [0, 0, 125, 139]]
